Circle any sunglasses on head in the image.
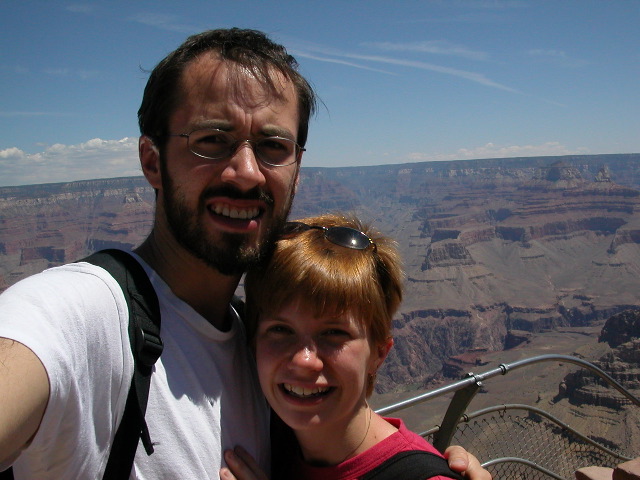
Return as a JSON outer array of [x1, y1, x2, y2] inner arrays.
[[282, 221, 376, 251]]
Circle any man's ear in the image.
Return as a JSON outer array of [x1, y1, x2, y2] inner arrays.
[[293, 170, 300, 197], [139, 136, 162, 189], [292, 155, 302, 195]]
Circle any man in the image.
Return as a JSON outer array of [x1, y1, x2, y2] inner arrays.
[[0, 28, 489, 479]]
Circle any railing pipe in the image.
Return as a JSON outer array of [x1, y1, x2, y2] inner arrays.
[[480, 457, 566, 480], [375, 354, 640, 417]]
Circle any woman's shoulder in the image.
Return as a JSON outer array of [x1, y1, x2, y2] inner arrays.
[[384, 417, 443, 456], [363, 419, 465, 480]]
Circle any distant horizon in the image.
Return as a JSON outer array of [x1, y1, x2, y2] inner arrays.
[[1, 151, 638, 189]]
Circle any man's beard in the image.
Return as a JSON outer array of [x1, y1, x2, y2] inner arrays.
[[160, 169, 293, 276]]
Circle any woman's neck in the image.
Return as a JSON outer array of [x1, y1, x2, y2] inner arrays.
[[295, 407, 398, 467]]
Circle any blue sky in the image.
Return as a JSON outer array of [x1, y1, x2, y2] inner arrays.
[[1, 0, 638, 187]]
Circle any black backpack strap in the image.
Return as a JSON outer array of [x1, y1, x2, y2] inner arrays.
[[230, 294, 245, 318], [82, 249, 163, 479], [361, 450, 465, 480], [1, 249, 162, 480]]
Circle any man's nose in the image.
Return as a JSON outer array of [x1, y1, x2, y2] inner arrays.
[[220, 141, 266, 191]]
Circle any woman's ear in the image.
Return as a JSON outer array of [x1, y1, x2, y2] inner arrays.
[[139, 136, 162, 189], [371, 337, 393, 374]]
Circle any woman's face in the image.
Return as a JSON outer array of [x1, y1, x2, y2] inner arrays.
[[255, 297, 390, 435]]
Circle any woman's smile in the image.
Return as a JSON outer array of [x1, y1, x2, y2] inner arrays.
[[281, 383, 333, 398], [256, 297, 382, 435]]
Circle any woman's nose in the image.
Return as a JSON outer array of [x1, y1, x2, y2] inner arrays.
[[290, 344, 323, 372]]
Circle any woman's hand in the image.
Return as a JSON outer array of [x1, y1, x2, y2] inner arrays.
[[444, 445, 492, 479], [220, 446, 269, 480]]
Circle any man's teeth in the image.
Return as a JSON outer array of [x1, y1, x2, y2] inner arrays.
[[283, 384, 330, 398], [212, 204, 259, 220]]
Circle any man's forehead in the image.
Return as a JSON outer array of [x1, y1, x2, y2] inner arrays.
[[181, 52, 295, 105]]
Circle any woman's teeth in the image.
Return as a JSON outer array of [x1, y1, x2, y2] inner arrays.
[[283, 384, 330, 398]]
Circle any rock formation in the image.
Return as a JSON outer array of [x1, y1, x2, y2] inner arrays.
[[2, 153, 640, 393], [562, 310, 640, 409], [0, 177, 155, 289]]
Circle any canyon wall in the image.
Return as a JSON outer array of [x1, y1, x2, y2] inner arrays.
[[2, 154, 640, 393], [561, 310, 640, 410]]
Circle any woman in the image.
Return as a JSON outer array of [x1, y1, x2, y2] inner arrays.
[[221, 214, 485, 480]]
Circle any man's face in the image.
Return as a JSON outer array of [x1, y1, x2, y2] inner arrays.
[[156, 54, 302, 275]]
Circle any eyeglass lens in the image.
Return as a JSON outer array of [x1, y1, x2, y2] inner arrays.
[[189, 129, 298, 166]]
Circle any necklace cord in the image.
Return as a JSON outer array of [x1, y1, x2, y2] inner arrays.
[[341, 406, 373, 463]]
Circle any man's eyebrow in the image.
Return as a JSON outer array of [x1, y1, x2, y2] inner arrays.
[[186, 121, 295, 140], [261, 125, 295, 139], [188, 119, 233, 131]]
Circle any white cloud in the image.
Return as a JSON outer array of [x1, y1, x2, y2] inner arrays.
[[0, 147, 25, 159], [526, 49, 590, 68], [294, 43, 517, 93], [43, 67, 100, 80], [127, 13, 200, 34], [291, 50, 397, 75], [0, 137, 141, 187], [363, 40, 488, 61], [0, 111, 72, 118], [65, 4, 96, 14], [1, 65, 28, 75], [345, 52, 518, 92], [408, 141, 590, 162], [44, 68, 70, 76], [432, 0, 527, 9]]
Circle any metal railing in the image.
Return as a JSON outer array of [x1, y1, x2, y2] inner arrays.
[[375, 354, 640, 479]]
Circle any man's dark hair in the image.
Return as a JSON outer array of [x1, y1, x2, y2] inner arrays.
[[138, 28, 317, 149]]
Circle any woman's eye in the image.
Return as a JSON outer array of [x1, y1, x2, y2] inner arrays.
[[324, 329, 349, 337], [266, 325, 292, 335]]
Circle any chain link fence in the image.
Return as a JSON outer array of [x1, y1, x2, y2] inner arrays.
[[422, 404, 631, 479], [377, 356, 639, 480]]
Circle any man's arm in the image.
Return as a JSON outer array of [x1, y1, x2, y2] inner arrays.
[[0, 337, 49, 464]]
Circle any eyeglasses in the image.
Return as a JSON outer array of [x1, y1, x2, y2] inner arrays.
[[168, 128, 304, 167], [282, 221, 376, 251]]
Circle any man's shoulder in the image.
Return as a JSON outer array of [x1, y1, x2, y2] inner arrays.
[[59, 251, 144, 280], [2, 258, 129, 309]]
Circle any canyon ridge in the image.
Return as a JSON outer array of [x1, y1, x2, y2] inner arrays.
[[1, 153, 640, 397]]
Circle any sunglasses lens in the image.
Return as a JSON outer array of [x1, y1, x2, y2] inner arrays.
[[324, 226, 372, 250], [281, 222, 310, 238], [281, 222, 375, 250]]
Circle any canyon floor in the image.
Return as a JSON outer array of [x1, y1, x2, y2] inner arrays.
[[2, 156, 639, 462], [371, 322, 639, 459]]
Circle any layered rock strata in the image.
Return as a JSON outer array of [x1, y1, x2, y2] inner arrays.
[[2, 154, 640, 393], [562, 310, 640, 409]]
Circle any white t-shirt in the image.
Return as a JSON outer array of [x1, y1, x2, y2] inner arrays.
[[0, 254, 270, 479]]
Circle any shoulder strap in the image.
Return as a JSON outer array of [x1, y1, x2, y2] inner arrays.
[[0, 468, 13, 479], [82, 249, 163, 480], [1, 249, 162, 480], [230, 294, 245, 318], [361, 450, 465, 480]]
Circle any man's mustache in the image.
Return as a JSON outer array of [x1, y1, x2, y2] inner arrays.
[[201, 186, 274, 206]]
